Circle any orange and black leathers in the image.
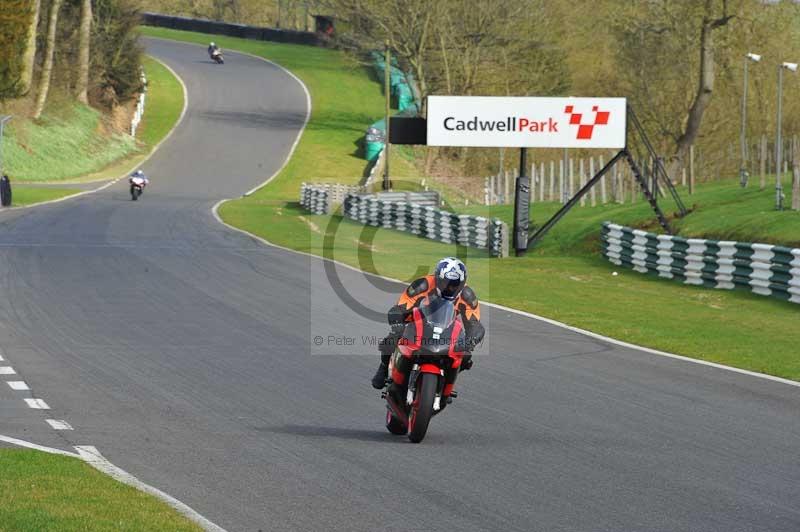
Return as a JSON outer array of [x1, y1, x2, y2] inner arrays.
[[378, 274, 485, 366]]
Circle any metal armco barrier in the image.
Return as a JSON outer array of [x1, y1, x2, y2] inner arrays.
[[300, 183, 365, 215], [344, 194, 508, 257], [141, 12, 324, 46], [300, 184, 507, 256], [601, 222, 800, 304]]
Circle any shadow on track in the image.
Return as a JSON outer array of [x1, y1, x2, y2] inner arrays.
[[199, 110, 307, 130], [262, 424, 406, 443]]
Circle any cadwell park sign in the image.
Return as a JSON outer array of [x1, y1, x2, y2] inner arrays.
[[385, 94, 680, 256], [426, 96, 627, 149]]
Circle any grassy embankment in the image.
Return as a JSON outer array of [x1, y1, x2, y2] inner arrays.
[[144, 27, 800, 381], [0, 450, 201, 531], [4, 55, 184, 205]]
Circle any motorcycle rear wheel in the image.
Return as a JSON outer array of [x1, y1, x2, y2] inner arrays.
[[407, 372, 437, 443]]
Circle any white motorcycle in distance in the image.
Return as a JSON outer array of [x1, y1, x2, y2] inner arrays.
[[129, 171, 149, 201], [210, 48, 224, 64]]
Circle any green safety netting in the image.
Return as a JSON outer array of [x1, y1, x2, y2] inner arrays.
[[364, 52, 419, 160]]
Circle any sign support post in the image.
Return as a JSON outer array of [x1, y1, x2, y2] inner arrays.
[[512, 148, 530, 256]]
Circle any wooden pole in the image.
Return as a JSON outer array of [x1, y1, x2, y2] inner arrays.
[[383, 41, 391, 190], [558, 159, 564, 204], [689, 145, 695, 195], [539, 162, 545, 202], [579, 159, 587, 207], [760, 134, 767, 191], [506, 169, 512, 204], [568, 158, 574, 203], [793, 162, 800, 211]]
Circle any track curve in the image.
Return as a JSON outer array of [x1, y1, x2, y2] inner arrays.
[[0, 38, 798, 532]]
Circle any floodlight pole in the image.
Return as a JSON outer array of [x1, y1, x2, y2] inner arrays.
[[383, 41, 391, 191], [740, 54, 759, 187]]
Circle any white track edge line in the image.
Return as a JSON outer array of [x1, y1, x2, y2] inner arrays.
[[0, 434, 79, 458], [3, 54, 189, 211], [75, 446, 227, 532], [173, 37, 800, 390]]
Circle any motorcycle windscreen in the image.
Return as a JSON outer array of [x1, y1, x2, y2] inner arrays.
[[420, 296, 456, 330], [420, 297, 457, 355]]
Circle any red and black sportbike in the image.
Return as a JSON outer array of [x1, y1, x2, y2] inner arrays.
[[382, 294, 468, 443]]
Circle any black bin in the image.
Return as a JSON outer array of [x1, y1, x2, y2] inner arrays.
[[0, 175, 11, 207]]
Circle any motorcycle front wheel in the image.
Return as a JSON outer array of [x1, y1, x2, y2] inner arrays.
[[407, 372, 437, 443]]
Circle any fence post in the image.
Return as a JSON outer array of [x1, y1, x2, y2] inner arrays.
[[579, 159, 587, 207], [598, 156, 606, 204], [559, 159, 564, 204], [549, 161, 555, 201], [507, 169, 513, 204], [689, 145, 695, 195], [568, 158, 574, 203], [530, 163, 535, 205], [760, 134, 767, 191], [539, 162, 545, 202]]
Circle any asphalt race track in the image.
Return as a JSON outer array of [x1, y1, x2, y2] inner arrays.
[[1, 38, 799, 532]]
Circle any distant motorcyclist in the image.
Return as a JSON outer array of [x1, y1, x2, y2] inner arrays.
[[371, 257, 485, 389], [128, 169, 149, 201], [129, 169, 149, 186], [208, 42, 222, 61]]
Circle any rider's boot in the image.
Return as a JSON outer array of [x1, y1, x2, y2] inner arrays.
[[371, 362, 388, 389]]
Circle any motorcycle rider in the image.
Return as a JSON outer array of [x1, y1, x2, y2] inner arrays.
[[208, 42, 221, 59], [371, 257, 485, 389], [129, 169, 149, 186]]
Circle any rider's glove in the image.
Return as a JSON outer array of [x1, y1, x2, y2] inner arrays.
[[460, 354, 473, 371], [378, 338, 395, 357], [389, 322, 405, 335]]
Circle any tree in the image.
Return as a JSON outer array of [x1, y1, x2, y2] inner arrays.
[[20, 0, 40, 96], [0, 0, 35, 100], [76, 0, 91, 104], [90, 0, 144, 108], [671, 0, 735, 176], [33, 0, 63, 119]]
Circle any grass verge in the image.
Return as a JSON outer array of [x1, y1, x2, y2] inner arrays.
[[10, 186, 84, 206], [0, 449, 201, 531], [149, 27, 800, 381]]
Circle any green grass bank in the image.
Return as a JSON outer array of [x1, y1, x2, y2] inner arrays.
[[146, 27, 800, 381], [0, 450, 201, 531], [2, 55, 183, 186]]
